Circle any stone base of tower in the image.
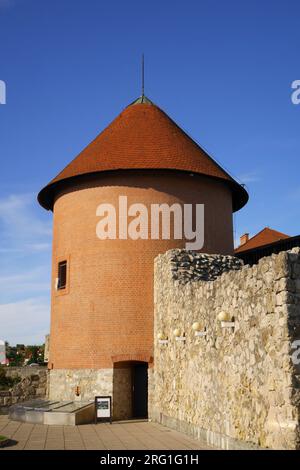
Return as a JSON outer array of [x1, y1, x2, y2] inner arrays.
[[48, 367, 146, 421], [48, 369, 113, 402]]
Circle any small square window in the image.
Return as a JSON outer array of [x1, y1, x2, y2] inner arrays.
[[57, 261, 67, 290]]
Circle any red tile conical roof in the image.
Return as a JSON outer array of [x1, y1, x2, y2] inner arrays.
[[38, 97, 248, 211]]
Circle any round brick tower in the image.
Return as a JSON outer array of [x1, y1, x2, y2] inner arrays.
[[38, 95, 248, 419]]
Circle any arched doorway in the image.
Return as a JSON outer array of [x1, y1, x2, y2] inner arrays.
[[113, 361, 148, 420]]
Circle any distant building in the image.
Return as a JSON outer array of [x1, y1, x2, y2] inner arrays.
[[0, 340, 6, 365], [235, 227, 290, 253], [235, 227, 299, 265]]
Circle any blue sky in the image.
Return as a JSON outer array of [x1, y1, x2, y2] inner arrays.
[[0, 0, 299, 344]]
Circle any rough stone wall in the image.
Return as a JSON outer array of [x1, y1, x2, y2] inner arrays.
[[0, 367, 48, 409], [49, 368, 132, 419], [150, 249, 300, 450], [48, 369, 113, 402], [170, 249, 243, 283]]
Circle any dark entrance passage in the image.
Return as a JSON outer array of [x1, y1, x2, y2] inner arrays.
[[132, 362, 148, 418]]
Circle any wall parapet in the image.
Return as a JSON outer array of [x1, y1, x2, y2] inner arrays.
[[168, 249, 243, 283], [150, 248, 300, 449]]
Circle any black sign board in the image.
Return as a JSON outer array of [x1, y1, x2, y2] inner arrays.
[[95, 396, 112, 424]]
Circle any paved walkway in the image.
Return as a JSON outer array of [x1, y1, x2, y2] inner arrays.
[[0, 415, 211, 450]]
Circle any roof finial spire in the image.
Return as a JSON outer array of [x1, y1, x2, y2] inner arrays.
[[142, 53, 145, 97]]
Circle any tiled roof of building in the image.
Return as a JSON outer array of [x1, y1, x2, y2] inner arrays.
[[38, 96, 248, 211], [235, 227, 290, 253]]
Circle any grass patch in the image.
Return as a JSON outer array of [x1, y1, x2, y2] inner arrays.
[[0, 435, 8, 441]]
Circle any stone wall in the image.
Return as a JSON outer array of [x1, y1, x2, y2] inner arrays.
[[48, 369, 113, 402], [0, 367, 47, 409], [150, 249, 300, 450], [170, 249, 243, 283], [49, 367, 135, 420]]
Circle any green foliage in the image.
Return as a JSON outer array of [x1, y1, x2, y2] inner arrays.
[[6, 348, 23, 366], [0, 367, 6, 382], [5, 343, 45, 366], [0, 366, 21, 390], [26, 346, 38, 365]]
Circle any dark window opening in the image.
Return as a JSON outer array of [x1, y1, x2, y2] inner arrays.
[[57, 261, 67, 290]]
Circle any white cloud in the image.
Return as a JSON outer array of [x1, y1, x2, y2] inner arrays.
[[27, 242, 52, 252], [0, 243, 51, 254], [237, 171, 261, 184], [0, 267, 50, 297], [0, 297, 50, 345], [0, 193, 52, 239], [234, 236, 240, 249], [0, 193, 52, 257], [0, 192, 52, 345]]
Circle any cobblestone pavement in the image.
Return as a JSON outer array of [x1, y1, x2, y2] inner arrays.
[[0, 415, 212, 450]]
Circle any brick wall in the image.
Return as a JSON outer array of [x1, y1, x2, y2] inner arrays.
[[49, 171, 233, 370]]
